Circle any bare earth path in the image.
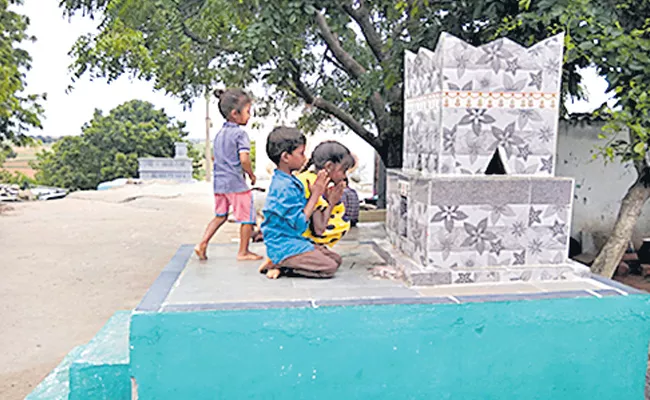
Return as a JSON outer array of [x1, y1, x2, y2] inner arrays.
[[0, 182, 241, 399]]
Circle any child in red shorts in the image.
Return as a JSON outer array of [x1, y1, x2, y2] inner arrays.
[[195, 88, 263, 262]]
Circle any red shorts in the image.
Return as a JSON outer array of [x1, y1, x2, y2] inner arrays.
[[214, 191, 255, 224]]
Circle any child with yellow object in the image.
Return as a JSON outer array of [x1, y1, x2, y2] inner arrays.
[[259, 140, 355, 279], [295, 141, 354, 246]]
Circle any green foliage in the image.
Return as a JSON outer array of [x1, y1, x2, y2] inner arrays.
[[505, 0, 650, 170], [0, 147, 15, 165], [1, 0, 46, 150], [60, 0, 649, 170], [0, 169, 34, 186], [59, 0, 537, 167], [33, 100, 200, 190]]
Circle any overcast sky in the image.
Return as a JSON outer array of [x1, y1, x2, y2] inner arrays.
[[18, 1, 611, 140]]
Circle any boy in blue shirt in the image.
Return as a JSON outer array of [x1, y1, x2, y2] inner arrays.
[[259, 127, 342, 279]]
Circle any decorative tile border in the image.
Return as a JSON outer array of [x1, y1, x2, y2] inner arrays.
[[406, 91, 559, 109]]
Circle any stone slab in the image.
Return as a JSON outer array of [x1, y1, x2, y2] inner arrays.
[[69, 311, 131, 400], [141, 235, 638, 311]]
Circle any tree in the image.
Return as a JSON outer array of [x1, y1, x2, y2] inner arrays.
[[1, 0, 45, 150], [60, 0, 540, 170], [60, 0, 643, 275], [33, 100, 200, 190], [503, 0, 650, 276]]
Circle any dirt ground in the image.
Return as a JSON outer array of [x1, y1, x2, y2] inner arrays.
[[0, 181, 244, 399]]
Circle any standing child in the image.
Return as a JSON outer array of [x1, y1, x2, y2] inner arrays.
[[195, 88, 262, 262], [259, 128, 347, 279], [342, 177, 360, 228]]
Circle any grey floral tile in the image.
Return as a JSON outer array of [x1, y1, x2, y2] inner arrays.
[[430, 205, 469, 233], [391, 32, 572, 282], [404, 32, 564, 178], [428, 250, 487, 270], [488, 226, 526, 251], [458, 108, 496, 136], [452, 270, 476, 284], [427, 227, 462, 260], [504, 269, 534, 282], [474, 270, 501, 283], [460, 217, 498, 255]]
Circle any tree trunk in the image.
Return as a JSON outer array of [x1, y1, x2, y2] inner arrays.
[[204, 93, 212, 182], [373, 113, 403, 209], [591, 177, 650, 277]]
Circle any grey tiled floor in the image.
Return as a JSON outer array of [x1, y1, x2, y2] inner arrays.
[[160, 238, 628, 310]]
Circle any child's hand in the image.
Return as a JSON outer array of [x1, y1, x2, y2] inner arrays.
[[326, 181, 346, 205], [309, 170, 330, 198], [248, 172, 257, 186]]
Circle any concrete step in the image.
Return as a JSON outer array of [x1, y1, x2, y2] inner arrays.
[[27, 311, 131, 400], [26, 346, 84, 400]]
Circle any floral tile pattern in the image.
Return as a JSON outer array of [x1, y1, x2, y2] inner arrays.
[[403, 32, 563, 177], [387, 172, 574, 270], [389, 33, 577, 284]]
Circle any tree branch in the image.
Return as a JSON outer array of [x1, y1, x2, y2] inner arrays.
[[288, 60, 381, 150], [174, 1, 234, 54], [178, 20, 234, 53], [342, 1, 387, 62], [324, 52, 347, 74], [314, 11, 389, 136], [314, 12, 366, 79]]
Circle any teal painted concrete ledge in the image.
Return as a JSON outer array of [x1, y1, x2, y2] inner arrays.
[[69, 311, 131, 400], [131, 295, 650, 400], [26, 346, 84, 400], [27, 311, 131, 400]]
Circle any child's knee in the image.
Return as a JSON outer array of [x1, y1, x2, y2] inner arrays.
[[331, 252, 343, 265], [324, 256, 341, 275]]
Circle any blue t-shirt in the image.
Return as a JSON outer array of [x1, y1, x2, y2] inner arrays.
[[261, 169, 315, 264], [213, 121, 250, 194]]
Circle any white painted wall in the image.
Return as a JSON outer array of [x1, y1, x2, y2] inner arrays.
[[556, 121, 650, 252]]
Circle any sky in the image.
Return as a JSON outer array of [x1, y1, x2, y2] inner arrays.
[[19, 1, 224, 139], [18, 1, 611, 141]]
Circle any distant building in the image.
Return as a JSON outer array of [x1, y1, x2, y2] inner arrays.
[[138, 143, 193, 182]]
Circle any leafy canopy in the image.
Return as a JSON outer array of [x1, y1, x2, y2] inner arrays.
[[504, 0, 650, 173], [1, 0, 46, 150], [33, 100, 200, 190], [60, 0, 650, 170]]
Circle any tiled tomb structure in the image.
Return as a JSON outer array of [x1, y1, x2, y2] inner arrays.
[[385, 32, 590, 285], [138, 142, 193, 182]]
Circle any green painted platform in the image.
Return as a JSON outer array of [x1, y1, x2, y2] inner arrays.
[[27, 226, 650, 399], [27, 311, 131, 400]]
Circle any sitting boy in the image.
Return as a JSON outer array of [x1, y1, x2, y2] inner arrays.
[[259, 127, 342, 279]]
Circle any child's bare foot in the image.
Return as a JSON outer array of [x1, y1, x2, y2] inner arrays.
[[194, 244, 207, 261], [258, 257, 273, 273], [266, 269, 281, 279], [237, 251, 263, 261]]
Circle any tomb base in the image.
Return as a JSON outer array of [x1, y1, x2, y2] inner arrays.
[[385, 170, 589, 285]]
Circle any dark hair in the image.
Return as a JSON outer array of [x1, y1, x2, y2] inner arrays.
[[266, 126, 306, 165], [213, 88, 252, 120], [302, 141, 355, 172]]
